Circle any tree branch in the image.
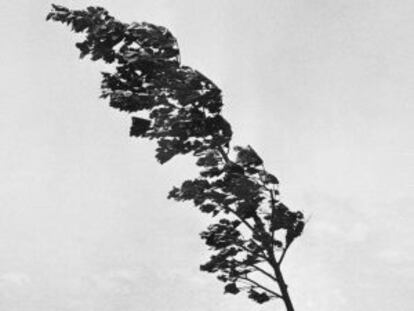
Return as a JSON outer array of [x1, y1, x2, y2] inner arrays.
[[224, 205, 275, 265], [236, 245, 269, 266], [217, 145, 230, 164], [251, 264, 279, 283], [278, 244, 290, 266], [239, 276, 282, 299], [235, 256, 279, 283]]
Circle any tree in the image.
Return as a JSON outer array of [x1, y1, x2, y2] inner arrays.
[[47, 5, 305, 310]]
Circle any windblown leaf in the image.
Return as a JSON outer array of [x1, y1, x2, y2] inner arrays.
[[248, 289, 270, 304], [130, 117, 151, 137], [224, 283, 240, 295]]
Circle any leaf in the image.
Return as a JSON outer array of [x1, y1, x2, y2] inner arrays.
[[224, 162, 244, 175], [224, 283, 240, 295], [273, 239, 283, 248], [75, 41, 90, 58], [248, 289, 270, 304], [236, 201, 257, 219], [130, 117, 151, 137], [200, 167, 223, 178], [263, 172, 279, 185], [51, 4, 68, 11], [286, 219, 305, 245], [199, 203, 216, 214], [196, 150, 220, 167], [234, 145, 263, 167], [45, 12, 54, 21]]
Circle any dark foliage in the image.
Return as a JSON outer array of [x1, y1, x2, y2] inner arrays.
[[48, 5, 304, 310]]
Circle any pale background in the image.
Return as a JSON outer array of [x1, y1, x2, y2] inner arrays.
[[0, 0, 413, 310]]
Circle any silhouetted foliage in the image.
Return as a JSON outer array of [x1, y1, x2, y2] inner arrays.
[[47, 5, 305, 310]]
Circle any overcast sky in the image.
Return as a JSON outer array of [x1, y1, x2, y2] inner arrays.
[[0, 0, 413, 310]]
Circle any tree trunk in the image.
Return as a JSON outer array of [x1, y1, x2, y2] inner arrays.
[[273, 263, 295, 311]]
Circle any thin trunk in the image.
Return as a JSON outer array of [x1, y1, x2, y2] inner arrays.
[[266, 249, 295, 311], [273, 263, 295, 311]]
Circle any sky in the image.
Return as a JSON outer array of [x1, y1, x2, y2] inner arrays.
[[0, 0, 413, 310]]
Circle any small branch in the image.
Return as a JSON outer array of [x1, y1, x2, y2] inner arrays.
[[278, 244, 290, 266], [225, 208, 271, 263], [239, 276, 282, 299], [219, 194, 269, 261], [236, 245, 269, 265], [235, 257, 279, 283], [224, 206, 255, 232], [270, 190, 276, 252], [251, 264, 279, 283], [217, 145, 230, 163]]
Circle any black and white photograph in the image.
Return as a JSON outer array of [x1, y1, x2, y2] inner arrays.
[[0, 1, 413, 310]]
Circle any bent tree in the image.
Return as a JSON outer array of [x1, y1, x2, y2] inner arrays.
[[47, 5, 305, 311]]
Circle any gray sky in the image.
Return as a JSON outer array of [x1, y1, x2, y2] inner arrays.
[[0, 0, 413, 310]]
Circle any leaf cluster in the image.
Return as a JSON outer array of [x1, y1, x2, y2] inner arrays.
[[47, 4, 231, 163]]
